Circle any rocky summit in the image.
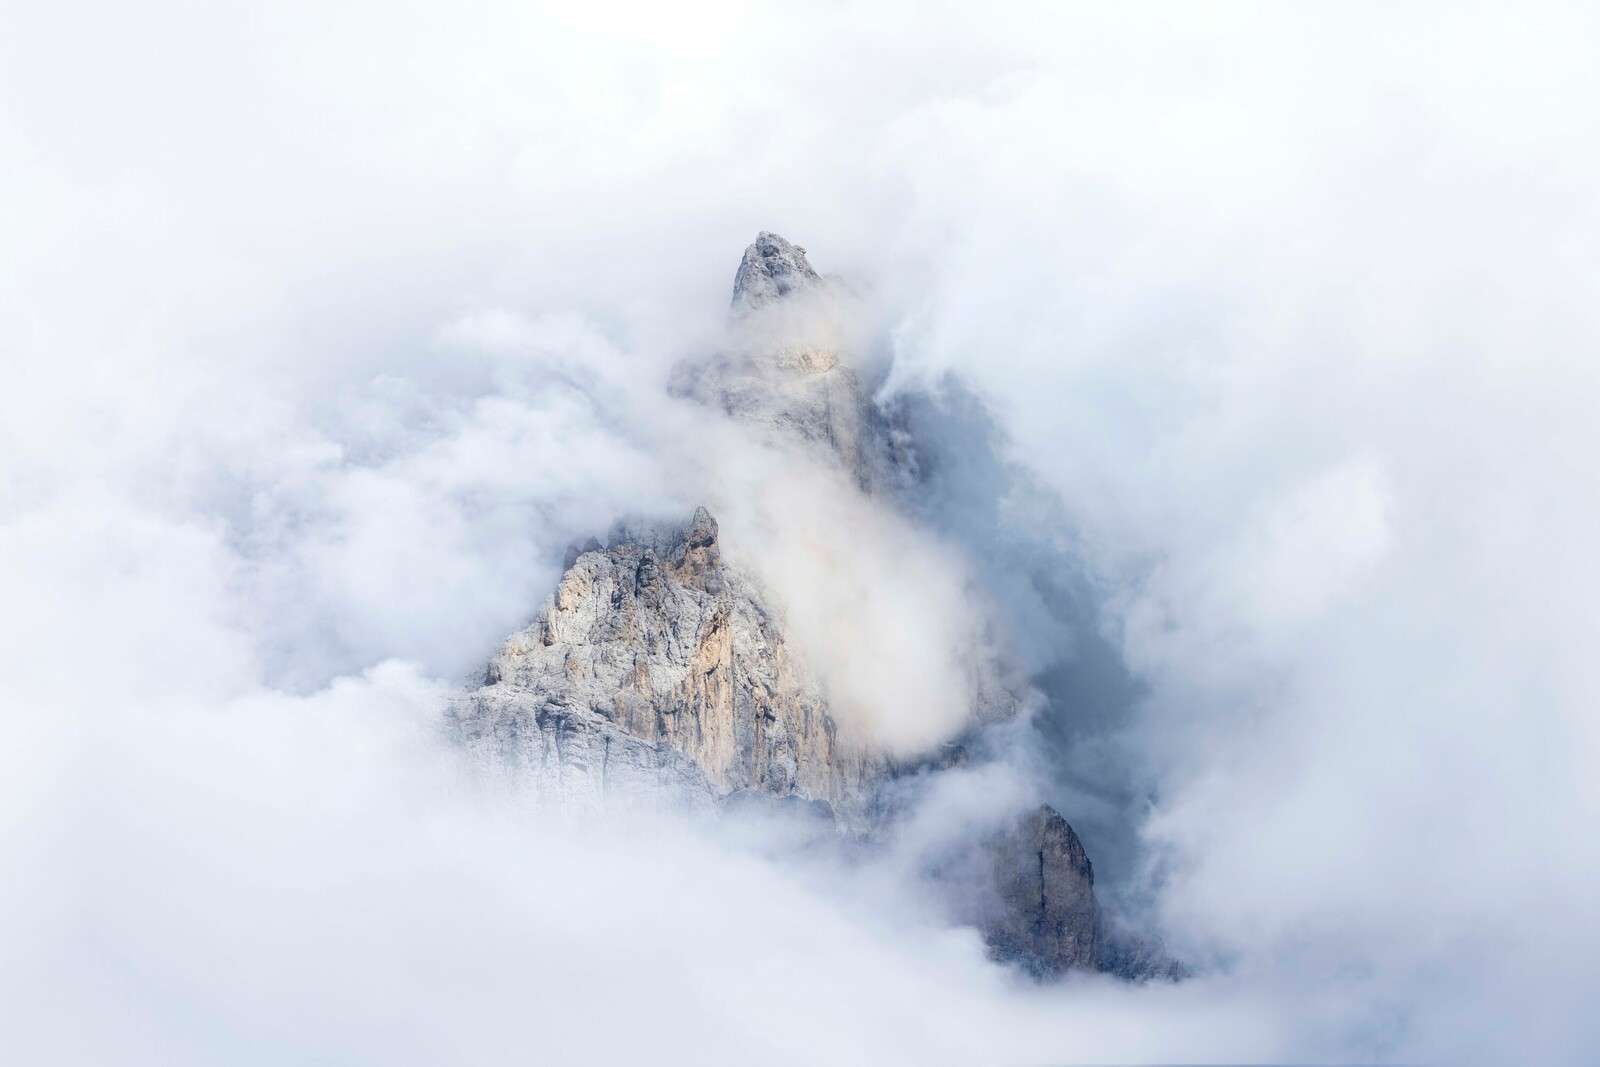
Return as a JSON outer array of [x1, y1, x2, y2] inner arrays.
[[671, 230, 894, 488], [449, 233, 1115, 977], [729, 231, 825, 313]]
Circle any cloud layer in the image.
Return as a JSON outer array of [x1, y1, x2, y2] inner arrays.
[[4, 2, 1599, 1063]]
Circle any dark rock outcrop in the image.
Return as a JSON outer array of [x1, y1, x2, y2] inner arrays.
[[675, 233, 878, 485], [981, 805, 1101, 975]]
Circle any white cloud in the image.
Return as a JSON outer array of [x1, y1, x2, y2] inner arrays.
[[3, 1, 1598, 1063]]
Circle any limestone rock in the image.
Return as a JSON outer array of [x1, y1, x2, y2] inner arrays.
[[674, 232, 879, 485], [1099, 926, 1191, 983], [979, 805, 1102, 975], [730, 231, 824, 313], [446, 682, 721, 817], [449, 507, 886, 826], [449, 231, 1137, 982]]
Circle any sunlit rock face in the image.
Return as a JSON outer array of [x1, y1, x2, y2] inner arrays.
[[450, 232, 1122, 977], [449, 506, 886, 827]]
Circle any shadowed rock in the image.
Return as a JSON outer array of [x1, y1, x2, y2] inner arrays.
[[981, 805, 1101, 975]]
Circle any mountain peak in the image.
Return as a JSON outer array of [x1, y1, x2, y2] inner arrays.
[[730, 231, 823, 312]]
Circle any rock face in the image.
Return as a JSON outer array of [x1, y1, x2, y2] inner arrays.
[[673, 231, 878, 485], [730, 231, 824, 313], [980, 806, 1101, 975], [451, 232, 1120, 978], [449, 507, 885, 825]]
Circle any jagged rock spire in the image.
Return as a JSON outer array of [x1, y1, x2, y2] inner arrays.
[[673, 230, 874, 484], [452, 230, 1149, 978], [730, 231, 823, 312]]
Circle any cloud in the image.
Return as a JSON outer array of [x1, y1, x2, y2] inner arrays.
[[3, 1, 1599, 1063], [2, 659, 1300, 1065], [703, 443, 1006, 755]]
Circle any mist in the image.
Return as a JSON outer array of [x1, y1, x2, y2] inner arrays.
[[4, 1, 1599, 1063]]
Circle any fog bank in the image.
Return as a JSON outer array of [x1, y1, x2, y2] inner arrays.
[[3, 2, 1598, 1063]]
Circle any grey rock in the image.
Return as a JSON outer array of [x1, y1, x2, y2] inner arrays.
[[675, 232, 879, 485], [979, 805, 1102, 975], [446, 683, 721, 817], [1099, 928, 1191, 983], [451, 506, 887, 827], [450, 231, 1142, 981], [730, 231, 824, 313], [673, 348, 875, 485], [919, 802, 1102, 976]]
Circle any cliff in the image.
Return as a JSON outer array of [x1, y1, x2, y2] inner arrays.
[[449, 506, 885, 825], [449, 232, 1108, 976]]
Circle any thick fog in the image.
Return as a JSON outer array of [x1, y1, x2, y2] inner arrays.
[[3, 2, 1598, 1063]]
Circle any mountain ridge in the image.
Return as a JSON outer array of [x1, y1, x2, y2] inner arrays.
[[448, 232, 1163, 978]]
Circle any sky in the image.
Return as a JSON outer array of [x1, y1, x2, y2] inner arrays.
[[3, 1, 1599, 1063]]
